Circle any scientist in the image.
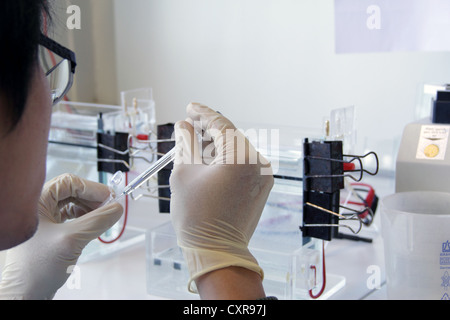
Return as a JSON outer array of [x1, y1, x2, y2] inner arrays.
[[0, 0, 273, 300]]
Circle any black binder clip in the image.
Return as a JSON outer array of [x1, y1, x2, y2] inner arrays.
[[156, 123, 175, 213], [97, 132, 131, 174], [301, 139, 343, 241], [300, 139, 379, 241]]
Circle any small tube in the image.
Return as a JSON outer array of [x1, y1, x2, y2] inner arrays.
[[121, 147, 176, 197]]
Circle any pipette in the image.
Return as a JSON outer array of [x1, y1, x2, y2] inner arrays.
[[106, 147, 176, 204]]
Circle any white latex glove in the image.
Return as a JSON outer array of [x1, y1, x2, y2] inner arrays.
[[170, 103, 274, 293], [0, 174, 123, 300]]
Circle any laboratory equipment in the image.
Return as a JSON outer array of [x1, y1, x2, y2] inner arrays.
[[384, 84, 450, 300], [381, 192, 450, 300], [111, 147, 176, 203], [47, 88, 165, 261], [147, 175, 347, 300], [302, 139, 379, 241], [396, 86, 450, 193], [156, 124, 175, 213], [49, 99, 381, 298], [146, 107, 380, 300], [48, 101, 123, 182]]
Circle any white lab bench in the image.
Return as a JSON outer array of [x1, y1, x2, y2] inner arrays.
[[50, 175, 394, 300], [52, 225, 388, 300], [0, 175, 392, 300]]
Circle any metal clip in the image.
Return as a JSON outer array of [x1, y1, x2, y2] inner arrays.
[[304, 151, 379, 182], [302, 202, 363, 235]]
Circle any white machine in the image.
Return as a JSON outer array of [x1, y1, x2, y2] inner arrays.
[[396, 86, 450, 193]]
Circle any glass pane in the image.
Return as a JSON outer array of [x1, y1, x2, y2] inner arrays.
[[47, 59, 70, 102], [39, 46, 70, 103]]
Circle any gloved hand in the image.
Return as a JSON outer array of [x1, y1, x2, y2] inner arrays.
[[0, 174, 123, 300], [170, 103, 274, 293]]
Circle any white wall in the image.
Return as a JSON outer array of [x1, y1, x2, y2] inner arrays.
[[112, 0, 450, 151], [50, 0, 118, 105], [55, 0, 450, 169]]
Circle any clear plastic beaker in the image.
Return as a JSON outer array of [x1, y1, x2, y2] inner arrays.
[[381, 192, 450, 300]]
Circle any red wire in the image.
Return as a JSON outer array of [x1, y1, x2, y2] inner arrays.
[[347, 183, 376, 207], [98, 172, 129, 244], [346, 200, 366, 206], [309, 241, 326, 299]]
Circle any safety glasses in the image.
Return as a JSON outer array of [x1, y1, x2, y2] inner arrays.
[[38, 34, 77, 106]]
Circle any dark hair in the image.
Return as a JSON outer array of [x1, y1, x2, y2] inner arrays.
[[0, 0, 51, 133]]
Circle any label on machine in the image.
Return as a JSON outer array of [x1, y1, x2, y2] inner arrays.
[[416, 125, 450, 161]]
